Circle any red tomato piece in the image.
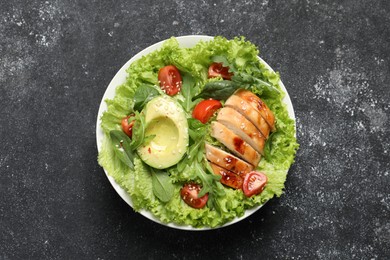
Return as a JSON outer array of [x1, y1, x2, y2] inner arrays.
[[192, 99, 222, 124], [180, 183, 209, 209], [158, 65, 182, 96], [242, 171, 268, 197], [121, 115, 135, 138], [208, 62, 233, 80]]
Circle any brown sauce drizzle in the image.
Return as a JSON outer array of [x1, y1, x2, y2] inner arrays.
[[233, 137, 245, 154]]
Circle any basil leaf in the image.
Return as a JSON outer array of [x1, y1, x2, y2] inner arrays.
[[150, 168, 174, 203], [133, 84, 160, 111], [192, 80, 239, 101], [110, 130, 135, 169]]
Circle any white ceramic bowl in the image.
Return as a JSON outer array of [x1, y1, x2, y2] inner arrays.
[[96, 35, 295, 230]]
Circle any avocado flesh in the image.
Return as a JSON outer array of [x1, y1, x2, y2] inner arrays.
[[137, 95, 189, 169]]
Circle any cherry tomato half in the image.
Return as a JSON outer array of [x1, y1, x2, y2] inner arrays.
[[121, 115, 135, 138], [242, 171, 268, 197], [158, 65, 182, 96], [180, 183, 209, 209], [192, 99, 222, 124], [208, 62, 233, 80]]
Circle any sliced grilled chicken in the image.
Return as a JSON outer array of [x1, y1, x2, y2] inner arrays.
[[217, 107, 265, 155], [225, 94, 271, 139], [211, 121, 261, 166], [235, 89, 276, 131], [205, 143, 253, 176], [209, 163, 243, 189]]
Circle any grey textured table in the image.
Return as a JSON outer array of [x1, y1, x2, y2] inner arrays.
[[1, 1, 389, 259]]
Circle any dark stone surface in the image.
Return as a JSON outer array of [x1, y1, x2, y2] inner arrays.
[[1, 0, 389, 259]]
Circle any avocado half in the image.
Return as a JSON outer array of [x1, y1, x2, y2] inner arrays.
[[137, 95, 189, 169]]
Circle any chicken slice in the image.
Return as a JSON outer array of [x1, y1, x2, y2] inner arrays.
[[234, 89, 276, 131], [205, 143, 253, 176], [217, 107, 265, 155], [209, 162, 243, 189], [211, 121, 261, 166], [225, 94, 271, 139]]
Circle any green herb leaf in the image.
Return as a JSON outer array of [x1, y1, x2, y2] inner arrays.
[[232, 72, 280, 97], [185, 119, 208, 162], [187, 118, 207, 141], [195, 160, 225, 211], [187, 117, 206, 130], [109, 130, 135, 169], [188, 140, 203, 161], [130, 111, 148, 150], [192, 80, 239, 101], [179, 72, 198, 112], [176, 118, 226, 212], [176, 157, 187, 173], [150, 167, 174, 202], [193, 55, 279, 101], [133, 84, 160, 111]]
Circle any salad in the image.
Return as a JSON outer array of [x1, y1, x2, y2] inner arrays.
[[97, 36, 298, 228]]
